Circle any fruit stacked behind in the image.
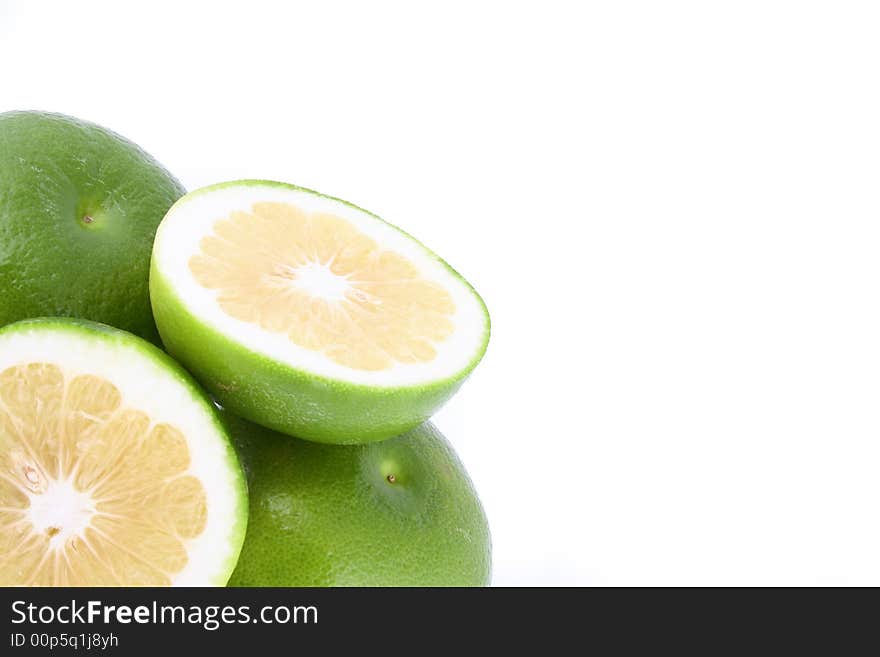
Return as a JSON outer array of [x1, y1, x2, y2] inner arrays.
[[0, 111, 491, 586]]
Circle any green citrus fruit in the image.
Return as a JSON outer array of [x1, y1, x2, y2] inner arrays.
[[0, 111, 185, 344], [225, 414, 491, 586], [0, 318, 247, 585], [150, 180, 490, 444]]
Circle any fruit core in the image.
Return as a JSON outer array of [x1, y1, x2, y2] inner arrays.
[[189, 201, 457, 372], [0, 363, 207, 585], [279, 261, 352, 302]]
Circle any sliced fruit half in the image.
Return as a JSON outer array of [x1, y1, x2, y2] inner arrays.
[[150, 180, 490, 444], [0, 319, 247, 586]]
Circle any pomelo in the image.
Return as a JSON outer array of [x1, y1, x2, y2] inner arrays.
[[0, 111, 185, 344], [150, 180, 490, 444], [226, 414, 491, 587], [0, 319, 247, 585]]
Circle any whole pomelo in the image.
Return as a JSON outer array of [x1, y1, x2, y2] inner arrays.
[[226, 414, 491, 586], [0, 111, 185, 344]]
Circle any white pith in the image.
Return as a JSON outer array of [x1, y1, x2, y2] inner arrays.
[[153, 183, 489, 387], [286, 261, 352, 302], [0, 327, 243, 586], [27, 476, 95, 551]]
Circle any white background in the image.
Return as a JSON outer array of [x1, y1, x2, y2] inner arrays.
[[3, 1, 880, 586]]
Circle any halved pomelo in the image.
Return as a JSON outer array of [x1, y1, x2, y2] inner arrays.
[[0, 319, 247, 586], [150, 180, 490, 444]]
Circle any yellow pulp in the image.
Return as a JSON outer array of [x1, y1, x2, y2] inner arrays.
[[0, 364, 207, 586], [189, 202, 456, 371]]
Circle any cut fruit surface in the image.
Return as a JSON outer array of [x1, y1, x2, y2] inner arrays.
[[151, 181, 490, 443], [0, 319, 247, 586], [189, 202, 457, 372]]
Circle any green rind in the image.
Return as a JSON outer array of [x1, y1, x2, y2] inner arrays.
[[0, 111, 186, 345], [150, 180, 490, 444], [0, 318, 249, 586], [225, 414, 492, 587]]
